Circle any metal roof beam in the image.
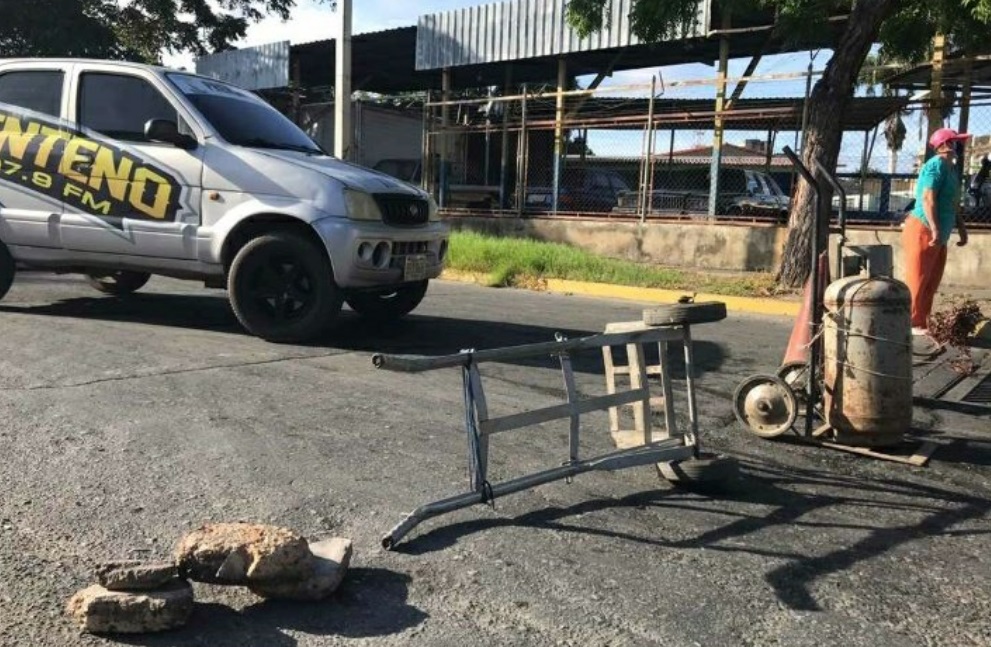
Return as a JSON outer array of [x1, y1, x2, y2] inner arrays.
[[725, 32, 773, 110], [568, 50, 625, 119]]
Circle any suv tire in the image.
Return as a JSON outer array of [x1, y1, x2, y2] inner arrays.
[[346, 280, 428, 323], [86, 271, 151, 295], [228, 232, 342, 343], [0, 241, 14, 301]]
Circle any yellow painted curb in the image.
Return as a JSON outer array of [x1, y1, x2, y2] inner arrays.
[[440, 269, 492, 286], [440, 270, 801, 318], [976, 319, 990, 342]]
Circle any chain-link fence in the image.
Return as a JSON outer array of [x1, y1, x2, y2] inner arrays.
[[304, 64, 991, 229]]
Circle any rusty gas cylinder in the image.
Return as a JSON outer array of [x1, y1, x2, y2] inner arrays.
[[823, 274, 912, 447]]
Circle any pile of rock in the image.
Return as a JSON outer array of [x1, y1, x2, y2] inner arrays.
[[66, 523, 353, 635], [67, 563, 193, 634], [175, 523, 353, 601]]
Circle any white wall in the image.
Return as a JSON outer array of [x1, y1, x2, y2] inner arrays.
[[303, 102, 422, 169]]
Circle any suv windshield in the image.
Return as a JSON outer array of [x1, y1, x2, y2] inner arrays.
[[167, 73, 323, 154]]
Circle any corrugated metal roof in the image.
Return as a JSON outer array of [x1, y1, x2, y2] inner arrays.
[[416, 0, 710, 71], [195, 41, 290, 90], [293, 26, 420, 49]]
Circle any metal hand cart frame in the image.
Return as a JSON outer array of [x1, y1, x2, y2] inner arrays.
[[373, 324, 703, 550]]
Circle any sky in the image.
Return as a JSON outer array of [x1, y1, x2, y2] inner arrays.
[[161, 0, 962, 173]]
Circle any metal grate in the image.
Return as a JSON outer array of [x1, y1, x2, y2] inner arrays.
[[392, 241, 430, 256], [375, 195, 430, 227], [962, 374, 991, 404]]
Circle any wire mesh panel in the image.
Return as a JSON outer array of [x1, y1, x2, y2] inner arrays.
[[321, 57, 991, 231]]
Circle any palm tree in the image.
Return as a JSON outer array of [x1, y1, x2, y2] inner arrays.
[[858, 52, 911, 173]]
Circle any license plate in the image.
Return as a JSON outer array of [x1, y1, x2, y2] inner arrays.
[[404, 254, 430, 281]]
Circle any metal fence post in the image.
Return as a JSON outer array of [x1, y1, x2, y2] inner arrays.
[[499, 66, 512, 211], [708, 11, 731, 217], [552, 58, 567, 215], [440, 68, 452, 209], [518, 84, 529, 219], [647, 77, 658, 220]]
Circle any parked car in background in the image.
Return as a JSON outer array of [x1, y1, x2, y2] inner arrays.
[[613, 168, 790, 219], [523, 168, 631, 213], [373, 158, 502, 209]]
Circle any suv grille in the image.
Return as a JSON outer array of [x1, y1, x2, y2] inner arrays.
[[393, 241, 430, 256], [375, 195, 430, 226]]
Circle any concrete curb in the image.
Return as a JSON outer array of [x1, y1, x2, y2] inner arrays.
[[439, 270, 801, 318], [976, 320, 990, 344]]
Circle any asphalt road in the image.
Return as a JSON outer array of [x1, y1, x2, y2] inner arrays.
[[0, 274, 988, 647]]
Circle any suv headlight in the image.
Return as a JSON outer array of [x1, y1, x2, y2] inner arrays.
[[427, 196, 441, 222], [345, 190, 382, 221]]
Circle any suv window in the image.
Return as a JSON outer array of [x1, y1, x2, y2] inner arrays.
[[610, 175, 629, 192], [591, 172, 612, 190], [746, 171, 761, 196], [721, 170, 747, 193], [762, 173, 786, 197], [0, 70, 64, 117], [78, 73, 179, 143]]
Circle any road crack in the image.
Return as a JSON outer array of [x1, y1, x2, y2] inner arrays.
[[0, 351, 351, 392]]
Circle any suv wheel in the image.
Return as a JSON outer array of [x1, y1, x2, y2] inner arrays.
[[0, 241, 14, 301], [228, 232, 342, 343], [86, 271, 151, 295], [345, 280, 428, 323]]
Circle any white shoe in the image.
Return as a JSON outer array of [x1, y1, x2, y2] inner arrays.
[[911, 327, 929, 336]]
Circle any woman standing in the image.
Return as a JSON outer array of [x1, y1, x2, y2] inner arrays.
[[904, 127, 971, 336]]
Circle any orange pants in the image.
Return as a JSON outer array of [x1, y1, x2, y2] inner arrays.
[[902, 216, 947, 329]]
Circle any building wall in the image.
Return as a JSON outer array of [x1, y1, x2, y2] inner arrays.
[[304, 102, 423, 168], [447, 216, 990, 288]]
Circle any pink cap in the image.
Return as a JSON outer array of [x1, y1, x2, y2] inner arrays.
[[929, 127, 971, 150]]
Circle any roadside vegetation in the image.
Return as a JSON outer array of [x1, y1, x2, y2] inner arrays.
[[446, 231, 780, 297]]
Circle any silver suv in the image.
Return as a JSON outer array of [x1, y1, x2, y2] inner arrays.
[[0, 59, 448, 342]]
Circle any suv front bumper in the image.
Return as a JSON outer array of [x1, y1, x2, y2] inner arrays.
[[313, 218, 449, 289]]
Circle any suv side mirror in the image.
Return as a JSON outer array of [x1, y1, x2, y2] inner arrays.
[[145, 119, 197, 150]]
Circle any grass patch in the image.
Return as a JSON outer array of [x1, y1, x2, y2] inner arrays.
[[446, 231, 780, 298]]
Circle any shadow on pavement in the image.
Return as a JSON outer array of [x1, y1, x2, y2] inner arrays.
[[0, 293, 241, 333], [922, 435, 991, 467], [393, 458, 990, 613], [116, 569, 426, 647], [0, 292, 728, 376]]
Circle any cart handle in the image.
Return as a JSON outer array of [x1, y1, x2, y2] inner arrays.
[[813, 158, 847, 241], [782, 146, 822, 436]]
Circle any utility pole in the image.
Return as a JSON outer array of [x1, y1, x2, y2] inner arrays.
[[334, 0, 352, 160], [925, 33, 947, 161]]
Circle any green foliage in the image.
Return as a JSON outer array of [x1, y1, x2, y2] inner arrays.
[[566, 0, 991, 58], [857, 52, 913, 96], [0, 0, 304, 63], [566, 0, 710, 42], [447, 231, 778, 296], [0, 0, 122, 59]]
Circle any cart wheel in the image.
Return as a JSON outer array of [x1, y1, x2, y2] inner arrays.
[[777, 361, 810, 404], [777, 361, 808, 390], [658, 452, 739, 490], [642, 302, 727, 327], [733, 374, 798, 438]]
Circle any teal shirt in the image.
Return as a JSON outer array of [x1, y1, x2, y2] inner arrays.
[[911, 156, 959, 245]]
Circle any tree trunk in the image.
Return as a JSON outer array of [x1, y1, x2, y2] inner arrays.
[[776, 0, 900, 287]]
